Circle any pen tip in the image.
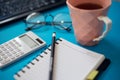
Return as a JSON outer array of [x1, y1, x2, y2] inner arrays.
[[52, 32, 56, 37]]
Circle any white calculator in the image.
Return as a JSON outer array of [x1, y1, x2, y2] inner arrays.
[[0, 31, 46, 68]]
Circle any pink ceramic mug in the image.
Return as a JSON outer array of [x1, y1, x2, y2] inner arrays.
[[66, 0, 112, 46]]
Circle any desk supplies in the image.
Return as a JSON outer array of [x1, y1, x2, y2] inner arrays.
[[49, 32, 56, 80], [0, 31, 46, 68], [25, 12, 72, 32], [0, 0, 66, 25], [14, 38, 110, 80], [66, 0, 112, 46], [87, 70, 99, 80]]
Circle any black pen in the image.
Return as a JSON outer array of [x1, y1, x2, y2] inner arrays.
[[49, 32, 56, 80]]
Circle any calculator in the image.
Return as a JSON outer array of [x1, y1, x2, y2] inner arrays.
[[0, 31, 46, 68]]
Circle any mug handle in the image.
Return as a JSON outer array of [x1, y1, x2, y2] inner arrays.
[[93, 16, 112, 42]]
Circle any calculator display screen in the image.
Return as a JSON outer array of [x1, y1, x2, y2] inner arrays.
[[19, 35, 38, 48]]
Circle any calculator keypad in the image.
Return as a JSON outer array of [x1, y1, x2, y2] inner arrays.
[[0, 40, 24, 65]]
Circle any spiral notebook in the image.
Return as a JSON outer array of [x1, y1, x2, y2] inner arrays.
[[14, 38, 110, 80]]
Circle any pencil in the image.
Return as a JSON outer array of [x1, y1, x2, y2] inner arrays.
[[49, 32, 56, 80]]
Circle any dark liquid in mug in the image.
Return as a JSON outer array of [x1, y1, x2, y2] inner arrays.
[[75, 3, 103, 10]]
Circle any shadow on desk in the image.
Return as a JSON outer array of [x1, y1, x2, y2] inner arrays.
[[84, 39, 120, 79], [86, 39, 120, 62]]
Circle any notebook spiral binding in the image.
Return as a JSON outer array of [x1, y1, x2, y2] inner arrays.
[[15, 39, 62, 77]]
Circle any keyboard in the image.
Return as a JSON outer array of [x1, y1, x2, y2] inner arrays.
[[0, 0, 66, 25]]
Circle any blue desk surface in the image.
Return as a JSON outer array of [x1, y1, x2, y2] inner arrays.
[[0, 1, 120, 80]]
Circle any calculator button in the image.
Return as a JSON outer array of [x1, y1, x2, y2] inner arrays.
[[4, 43, 8, 46], [15, 54, 19, 57], [2, 55, 8, 59], [0, 49, 2, 53], [11, 51, 16, 54], [19, 51, 24, 55], [1, 46, 7, 51], [9, 41, 14, 46], [6, 52, 12, 56], [12, 45, 18, 49], [0, 45, 5, 50], [16, 43, 21, 47], [13, 39, 17, 43], [10, 56, 16, 60], [13, 40, 20, 46], [5, 45, 11, 49], [0, 57, 3, 62], [15, 48, 21, 52], [0, 45, 3, 48], [8, 47, 14, 51], [1, 59, 11, 64], [6, 59, 11, 62], [0, 52, 5, 56]]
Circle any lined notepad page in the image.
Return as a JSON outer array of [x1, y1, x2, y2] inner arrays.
[[14, 38, 105, 80]]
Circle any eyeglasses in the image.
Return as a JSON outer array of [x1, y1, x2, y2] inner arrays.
[[24, 12, 72, 32]]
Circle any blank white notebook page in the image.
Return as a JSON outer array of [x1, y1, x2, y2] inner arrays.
[[53, 38, 105, 80]]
